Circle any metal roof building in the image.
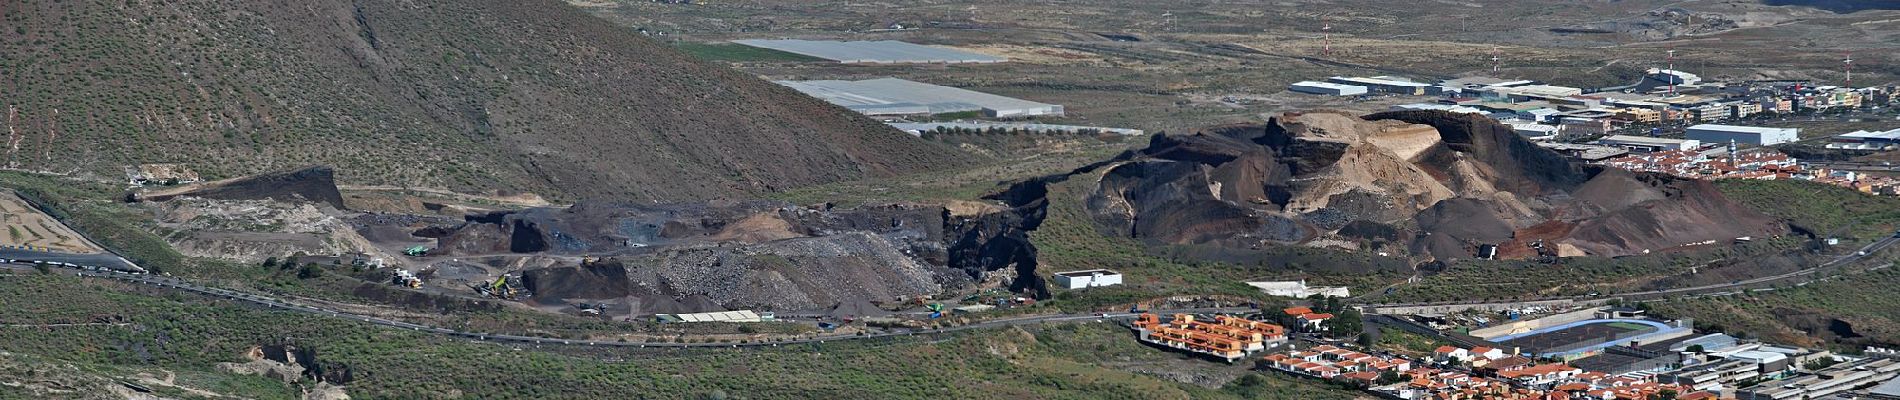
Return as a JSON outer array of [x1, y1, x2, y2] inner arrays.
[[1835, 128, 1900, 145], [1288, 81, 1368, 96], [1328, 76, 1436, 95], [1596, 135, 1702, 152], [1685, 124, 1800, 146], [731, 39, 1005, 64], [656, 310, 770, 323], [778, 78, 1063, 118]]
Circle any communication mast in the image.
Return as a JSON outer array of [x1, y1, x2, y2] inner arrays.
[[1666, 48, 1678, 95], [1844, 52, 1854, 86], [1490, 46, 1502, 73], [1322, 19, 1337, 56]]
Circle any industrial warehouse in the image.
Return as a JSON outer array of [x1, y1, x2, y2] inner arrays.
[[1685, 124, 1800, 146], [731, 39, 1006, 64], [776, 78, 1064, 118]]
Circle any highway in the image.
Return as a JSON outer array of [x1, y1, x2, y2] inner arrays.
[[3, 262, 1251, 349]]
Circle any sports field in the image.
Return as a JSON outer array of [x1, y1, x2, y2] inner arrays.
[[1493, 319, 1683, 358]]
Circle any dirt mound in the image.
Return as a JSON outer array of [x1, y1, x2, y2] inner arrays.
[[518, 233, 960, 315], [413, 199, 1038, 311], [1562, 172, 1785, 256], [134, 166, 346, 209]]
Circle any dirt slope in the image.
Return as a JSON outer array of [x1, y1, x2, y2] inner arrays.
[[1064, 110, 1786, 260], [0, 0, 965, 201]]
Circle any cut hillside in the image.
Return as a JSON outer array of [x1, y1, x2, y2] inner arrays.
[[0, 0, 964, 201], [1049, 110, 1786, 260]]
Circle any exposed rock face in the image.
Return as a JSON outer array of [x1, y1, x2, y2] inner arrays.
[[1062, 110, 1786, 260]]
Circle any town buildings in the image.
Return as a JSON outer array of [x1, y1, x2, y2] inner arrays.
[[1133, 314, 1287, 361]]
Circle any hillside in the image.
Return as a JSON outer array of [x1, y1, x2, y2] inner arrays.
[[0, 0, 965, 201]]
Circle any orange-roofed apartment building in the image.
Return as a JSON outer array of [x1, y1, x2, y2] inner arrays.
[[1133, 313, 1287, 362]]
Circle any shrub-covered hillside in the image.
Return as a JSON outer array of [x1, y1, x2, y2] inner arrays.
[[0, 0, 966, 201]]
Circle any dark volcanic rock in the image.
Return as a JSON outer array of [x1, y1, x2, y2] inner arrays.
[[133, 166, 346, 209]]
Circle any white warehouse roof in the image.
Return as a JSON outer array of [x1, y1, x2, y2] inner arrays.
[[1687, 124, 1798, 135], [1598, 135, 1700, 148], [1391, 103, 1483, 114], [731, 39, 1005, 64], [1839, 128, 1900, 141], [660, 310, 764, 323], [777, 78, 1063, 118], [1330, 76, 1432, 88]]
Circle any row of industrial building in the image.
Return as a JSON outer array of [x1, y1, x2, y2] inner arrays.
[[1373, 306, 1900, 400], [1294, 73, 1893, 143]]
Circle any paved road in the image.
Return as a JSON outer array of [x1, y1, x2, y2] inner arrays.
[[0, 249, 143, 272], [1365, 236, 1899, 309], [5, 263, 1251, 349]]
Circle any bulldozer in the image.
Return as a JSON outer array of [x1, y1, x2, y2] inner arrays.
[[473, 275, 523, 300]]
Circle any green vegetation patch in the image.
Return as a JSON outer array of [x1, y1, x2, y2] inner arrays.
[[1715, 178, 1900, 241]]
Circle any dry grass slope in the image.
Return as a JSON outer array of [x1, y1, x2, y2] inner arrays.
[[0, 0, 968, 202]]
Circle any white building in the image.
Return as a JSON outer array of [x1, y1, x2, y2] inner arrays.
[[1595, 135, 1702, 152], [1487, 84, 1584, 101], [1245, 280, 1351, 298], [1390, 103, 1484, 115], [1686, 124, 1800, 146], [1052, 269, 1122, 289], [1289, 81, 1369, 96], [1648, 68, 1702, 85], [1329, 76, 1436, 95], [1508, 122, 1562, 141], [656, 310, 772, 323]]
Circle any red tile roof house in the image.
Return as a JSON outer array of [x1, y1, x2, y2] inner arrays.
[[1435, 345, 1473, 362], [1496, 364, 1582, 387]]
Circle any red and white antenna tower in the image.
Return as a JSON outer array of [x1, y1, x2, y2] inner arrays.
[[1490, 46, 1502, 73], [1844, 52, 1854, 86], [1321, 16, 1333, 57], [1665, 48, 1678, 95]]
